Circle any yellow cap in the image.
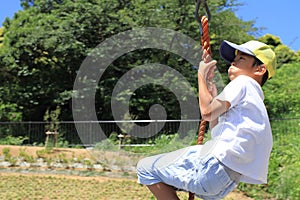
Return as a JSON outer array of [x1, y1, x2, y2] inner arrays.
[[220, 40, 277, 79]]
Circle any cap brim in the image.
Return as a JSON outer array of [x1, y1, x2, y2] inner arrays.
[[220, 40, 255, 63]]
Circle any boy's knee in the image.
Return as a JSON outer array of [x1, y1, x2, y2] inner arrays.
[[136, 157, 148, 172], [136, 158, 151, 181], [136, 158, 142, 171], [137, 156, 156, 176]]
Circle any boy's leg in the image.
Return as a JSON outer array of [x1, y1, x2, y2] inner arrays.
[[137, 146, 198, 198], [137, 146, 192, 187], [147, 182, 180, 200]]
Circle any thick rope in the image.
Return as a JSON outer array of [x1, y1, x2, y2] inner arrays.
[[197, 15, 212, 145], [188, 15, 211, 200]]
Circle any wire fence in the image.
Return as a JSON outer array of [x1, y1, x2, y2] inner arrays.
[[0, 118, 299, 147], [0, 120, 201, 146]]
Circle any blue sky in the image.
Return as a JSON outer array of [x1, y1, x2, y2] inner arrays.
[[235, 0, 300, 51], [1, 0, 300, 51]]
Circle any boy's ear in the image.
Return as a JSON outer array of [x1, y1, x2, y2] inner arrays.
[[254, 64, 267, 76]]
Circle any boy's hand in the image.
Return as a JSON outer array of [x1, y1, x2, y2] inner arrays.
[[199, 49, 216, 80], [202, 48, 212, 63], [199, 49, 218, 97], [198, 60, 217, 80], [198, 60, 217, 96]]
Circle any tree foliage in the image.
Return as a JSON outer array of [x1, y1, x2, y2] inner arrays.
[[263, 63, 300, 119], [1, 0, 125, 121], [0, 27, 4, 48], [258, 34, 298, 67]]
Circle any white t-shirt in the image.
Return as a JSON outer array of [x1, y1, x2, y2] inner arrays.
[[210, 75, 273, 184]]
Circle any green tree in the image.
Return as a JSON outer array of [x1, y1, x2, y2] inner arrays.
[[96, 0, 259, 120], [1, 0, 126, 121], [259, 34, 282, 47], [264, 63, 300, 119], [118, 0, 256, 73], [296, 50, 300, 62], [0, 27, 4, 47], [258, 34, 298, 67], [275, 44, 298, 67], [0, 27, 22, 122]]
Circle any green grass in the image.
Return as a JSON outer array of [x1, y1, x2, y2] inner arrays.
[[0, 172, 250, 200], [0, 173, 194, 200]]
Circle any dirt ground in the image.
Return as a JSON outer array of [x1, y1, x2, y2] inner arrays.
[[0, 145, 253, 200], [0, 145, 93, 160]]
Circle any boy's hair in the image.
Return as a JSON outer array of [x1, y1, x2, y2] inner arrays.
[[253, 57, 268, 86]]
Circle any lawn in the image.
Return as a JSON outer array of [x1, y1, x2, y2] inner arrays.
[[0, 145, 253, 199], [0, 172, 251, 200]]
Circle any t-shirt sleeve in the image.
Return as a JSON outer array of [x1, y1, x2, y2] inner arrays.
[[215, 76, 246, 109]]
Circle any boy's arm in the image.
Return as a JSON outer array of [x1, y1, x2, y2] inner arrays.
[[198, 55, 230, 123]]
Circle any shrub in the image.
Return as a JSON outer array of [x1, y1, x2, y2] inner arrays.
[[1, 147, 17, 165], [0, 135, 28, 145], [19, 149, 35, 163]]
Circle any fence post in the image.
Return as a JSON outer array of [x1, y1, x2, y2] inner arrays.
[[28, 121, 31, 144]]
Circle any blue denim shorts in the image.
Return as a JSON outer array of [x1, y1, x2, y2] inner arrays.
[[137, 145, 240, 199]]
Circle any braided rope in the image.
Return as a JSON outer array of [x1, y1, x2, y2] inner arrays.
[[200, 16, 212, 56], [188, 15, 211, 200], [197, 15, 212, 145]]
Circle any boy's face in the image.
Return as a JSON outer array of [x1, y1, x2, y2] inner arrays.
[[228, 51, 257, 81]]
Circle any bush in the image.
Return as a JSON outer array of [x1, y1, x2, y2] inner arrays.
[[264, 63, 300, 119], [0, 135, 28, 145], [268, 131, 300, 199]]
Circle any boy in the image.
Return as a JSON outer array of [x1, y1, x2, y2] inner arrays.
[[137, 40, 276, 199]]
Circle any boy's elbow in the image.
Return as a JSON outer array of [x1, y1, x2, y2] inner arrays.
[[201, 109, 213, 121], [201, 107, 219, 122], [200, 100, 230, 121]]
